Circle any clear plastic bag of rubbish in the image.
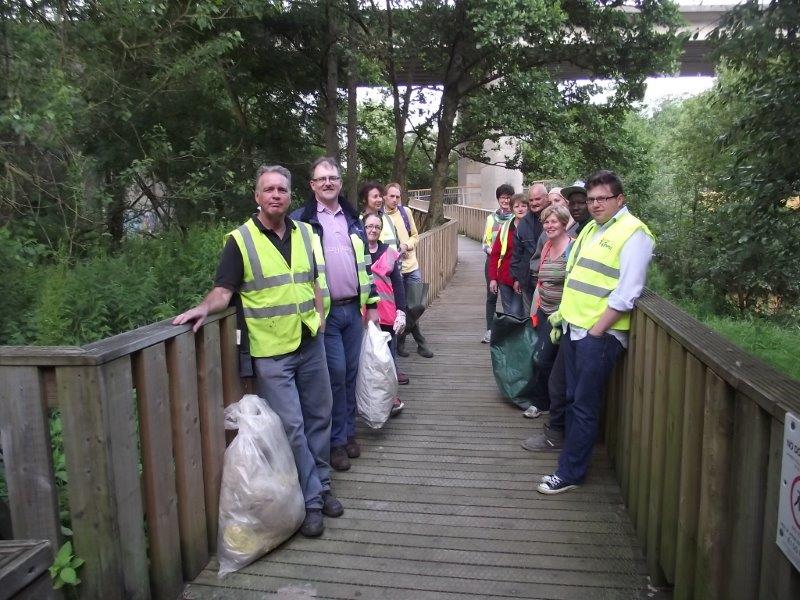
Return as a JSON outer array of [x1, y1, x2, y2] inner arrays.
[[355, 321, 398, 428], [217, 394, 305, 577]]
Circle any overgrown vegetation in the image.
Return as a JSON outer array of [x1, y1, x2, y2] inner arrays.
[[1, 224, 227, 345]]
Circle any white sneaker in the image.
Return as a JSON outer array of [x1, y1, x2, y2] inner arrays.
[[523, 406, 548, 419], [537, 474, 578, 495], [481, 330, 491, 344]]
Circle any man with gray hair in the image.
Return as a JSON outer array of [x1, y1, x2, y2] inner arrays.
[[173, 164, 343, 538], [511, 183, 550, 316]]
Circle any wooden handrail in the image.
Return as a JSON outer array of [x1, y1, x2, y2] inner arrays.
[[0, 220, 461, 599], [0, 309, 234, 367]]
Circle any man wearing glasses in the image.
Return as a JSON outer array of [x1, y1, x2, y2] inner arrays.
[[538, 170, 654, 495], [291, 157, 379, 473]]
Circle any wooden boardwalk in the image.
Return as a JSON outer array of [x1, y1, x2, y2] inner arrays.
[[184, 236, 654, 600]]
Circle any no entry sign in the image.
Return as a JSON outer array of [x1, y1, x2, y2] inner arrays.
[[777, 411, 800, 572]]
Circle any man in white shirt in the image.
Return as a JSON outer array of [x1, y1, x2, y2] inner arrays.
[[538, 170, 655, 495]]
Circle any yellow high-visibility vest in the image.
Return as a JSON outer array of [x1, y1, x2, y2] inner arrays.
[[559, 211, 654, 332], [227, 219, 321, 357], [380, 213, 400, 249], [497, 220, 514, 268]]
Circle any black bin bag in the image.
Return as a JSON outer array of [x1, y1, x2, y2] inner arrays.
[[490, 313, 538, 409]]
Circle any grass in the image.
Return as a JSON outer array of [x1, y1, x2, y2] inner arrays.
[[646, 267, 800, 382], [701, 315, 800, 381]]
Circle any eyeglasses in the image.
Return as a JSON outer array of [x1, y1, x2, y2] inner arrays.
[[364, 224, 382, 230], [586, 194, 619, 206], [311, 175, 341, 184]]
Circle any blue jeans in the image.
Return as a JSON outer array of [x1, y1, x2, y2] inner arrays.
[[484, 257, 498, 330], [402, 268, 423, 283], [254, 334, 332, 510], [547, 345, 567, 431], [324, 301, 364, 447], [498, 284, 524, 319], [556, 331, 623, 484]]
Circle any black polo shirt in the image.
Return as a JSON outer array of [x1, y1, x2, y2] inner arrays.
[[214, 215, 317, 290], [214, 215, 319, 351]]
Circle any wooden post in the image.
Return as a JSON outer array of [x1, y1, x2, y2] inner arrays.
[[166, 333, 209, 581], [725, 393, 769, 600], [659, 337, 686, 584], [133, 344, 183, 600], [195, 322, 227, 552], [57, 360, 149, 599], [693, 370, 733, 600], [0, 367, 62, 548], [673, 353, 705, 600], [645, 326, 669, 585], [636, 317, 658, 546], [219, 314, 243, 408], [619, 317, 635, 505], [628, 312, 647, 520]]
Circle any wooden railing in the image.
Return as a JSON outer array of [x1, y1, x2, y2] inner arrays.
[[453, 202, 800, 599], [415, 218, 459, 304], [0, 310, 241, 599], [0, 219, 461, 599], [605, 291, 800, 600], [407, 185, 482, 207], [444, 204, 492, 241]]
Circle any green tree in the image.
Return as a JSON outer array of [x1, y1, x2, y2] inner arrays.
[[392, 0, 684, 225], [710, 0, 800, 207]]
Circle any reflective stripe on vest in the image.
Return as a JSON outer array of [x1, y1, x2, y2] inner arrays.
[[559, 211, 654, 332], [497, 220, 513, 268], [380, 213, 399, 249], [350, 232, 376, 310], [227, 219, 320, 357]]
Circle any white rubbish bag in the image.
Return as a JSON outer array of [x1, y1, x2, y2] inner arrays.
[[217, 394, 305, 577], [355, 321, 398, 428]]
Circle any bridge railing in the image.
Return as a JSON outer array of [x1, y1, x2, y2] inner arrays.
[[0, 310, 242, 599], [0, 217, 460, 599], [605, 292, 800, 599], [453, 203, 800, 599], [407, 186, 482, 208]]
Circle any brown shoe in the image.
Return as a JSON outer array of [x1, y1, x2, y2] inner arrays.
[[330, 445, 351, 471], [397, 371, 410, 385], [345, 437, 361, 458]]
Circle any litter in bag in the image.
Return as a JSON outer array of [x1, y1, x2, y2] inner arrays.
[[217, 394, 305, 577], [355, 321, 398, 428], [490, 312, 539, 409]]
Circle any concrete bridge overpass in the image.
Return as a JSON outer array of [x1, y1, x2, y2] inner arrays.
[[392, 5, 728, 85]]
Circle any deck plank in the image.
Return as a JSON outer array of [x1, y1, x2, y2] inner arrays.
[[184, 236, 652, 599]]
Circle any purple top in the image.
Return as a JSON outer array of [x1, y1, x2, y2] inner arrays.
[[316, 201, 359, 300]]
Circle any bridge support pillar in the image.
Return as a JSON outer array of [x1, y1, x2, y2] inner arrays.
[[457, 136, 523, 209]]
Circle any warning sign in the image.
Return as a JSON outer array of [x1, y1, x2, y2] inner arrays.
[[777, 412, 800, 572]]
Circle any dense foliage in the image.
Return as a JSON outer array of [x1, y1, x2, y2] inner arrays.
[[635, 0, 800, 320], [1, 224, 227, 345]]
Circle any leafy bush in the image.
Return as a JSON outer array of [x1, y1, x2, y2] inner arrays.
[[3, 223, 231, 346]]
